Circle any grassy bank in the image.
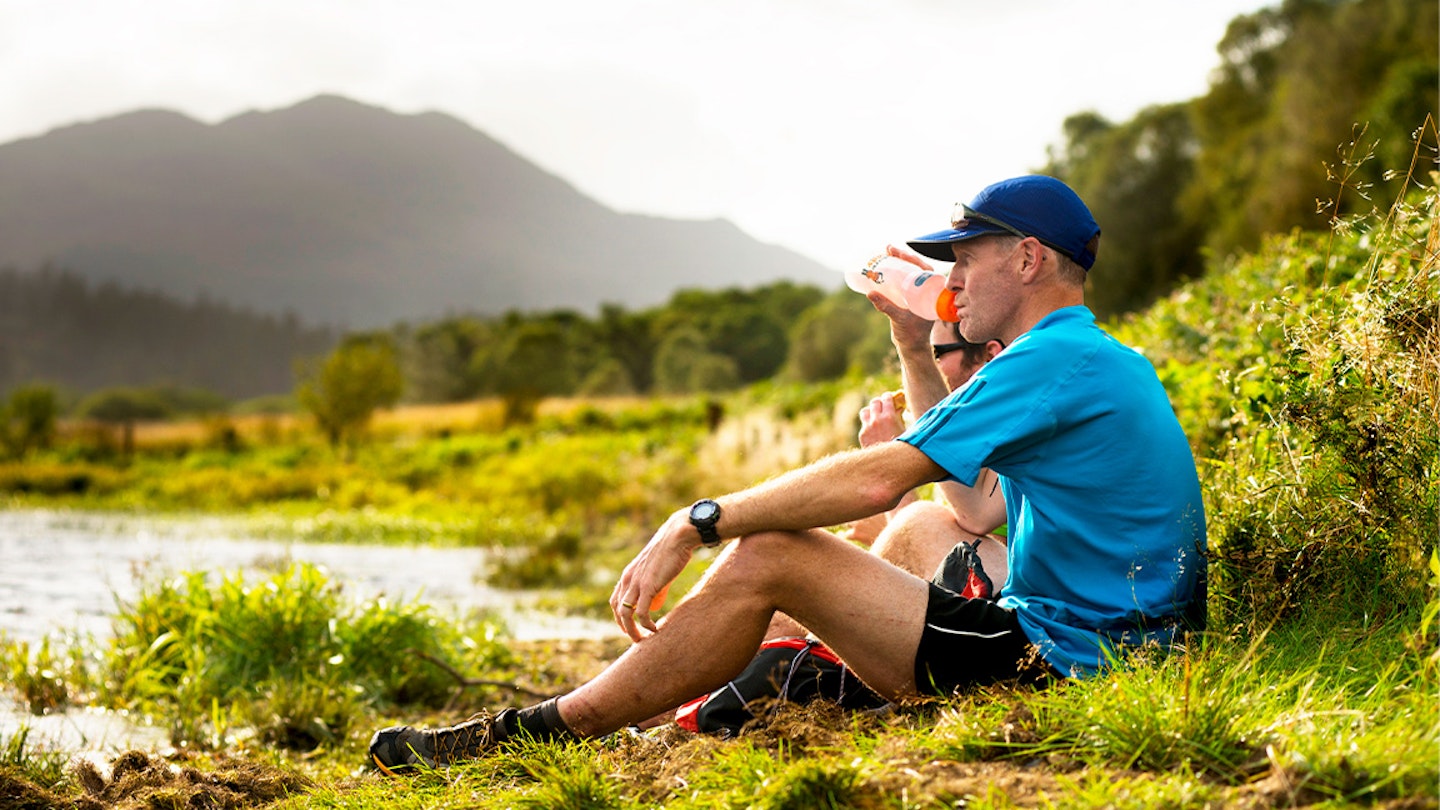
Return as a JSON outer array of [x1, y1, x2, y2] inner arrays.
[[1, 177, 1436, 806], [2, 579, 1432, 808]]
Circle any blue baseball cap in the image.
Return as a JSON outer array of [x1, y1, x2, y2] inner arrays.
[[906, 175, 1101, 270]]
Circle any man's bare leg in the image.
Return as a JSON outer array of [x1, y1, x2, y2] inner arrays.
[[763, 496, 1009, 645], [761, 613, 810, 641], [556, 528, 930, 738], [637, 503, 988, 731], [871, 500, 1008, 589], [870, 500, 967, 577]]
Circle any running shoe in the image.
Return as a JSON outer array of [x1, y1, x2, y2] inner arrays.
[[368, 709, 515, 775]]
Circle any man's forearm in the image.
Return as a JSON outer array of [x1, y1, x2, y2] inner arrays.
[[937, 473, 1007, 535], [714, 442, 942, 540], [897, 341, 949, 418]]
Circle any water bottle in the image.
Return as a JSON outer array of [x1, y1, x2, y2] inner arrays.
[[844, 255, 959, 321]]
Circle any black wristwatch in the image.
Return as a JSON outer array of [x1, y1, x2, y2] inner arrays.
[[688, 498, 723, 546]]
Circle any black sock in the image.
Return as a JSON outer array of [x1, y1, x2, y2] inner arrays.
[[507, 697, 576, 742]]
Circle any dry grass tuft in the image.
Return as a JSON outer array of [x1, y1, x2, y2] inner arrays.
[[69, 750, 310, 810]]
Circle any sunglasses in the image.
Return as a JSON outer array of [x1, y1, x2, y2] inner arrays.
[[933, 338, 1006, 359], [950, 203, 1030, 240]]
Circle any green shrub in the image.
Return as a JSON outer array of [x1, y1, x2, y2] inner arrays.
[[0, 462, 123, 497], [0, 728, 70, 793], [1112, 177, 1438, 626], [102, 562, 510, 748], [505, 741, 625, 810], [752, 758, 870, 810]]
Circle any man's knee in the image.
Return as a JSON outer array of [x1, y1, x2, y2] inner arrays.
[[706, 530, 818, 589], [871, 501, 963, 577], [892, 500, 957, 528]]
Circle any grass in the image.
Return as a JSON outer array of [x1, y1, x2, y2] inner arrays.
[[3, 579, 1430, 807]]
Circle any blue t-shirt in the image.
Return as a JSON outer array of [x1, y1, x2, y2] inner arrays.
[[901, 306, 1207, 677]]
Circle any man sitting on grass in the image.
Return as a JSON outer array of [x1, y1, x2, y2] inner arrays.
[[753, 318, 1009, 646], [661, 321, 1009, 734], [369, 174, 1208, 774]]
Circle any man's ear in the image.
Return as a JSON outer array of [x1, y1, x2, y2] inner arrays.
[[1017, 238, 1048, 282], [984, 340, 1004, 360]]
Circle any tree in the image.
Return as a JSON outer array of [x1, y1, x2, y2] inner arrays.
[[782, 291, 880, 382], [402, 317, 490, 403], [653, 327, 740, 394], [147, 384, 229, 416], [593, 304, 655, 394], [682, 353, 741, 394], [576, 357, 637, 396], [651, 283, 824, 385], [1038, 0, 1437, 316], [1, 384, 60, 458], [295, 336, 404, 448], [1045, 105, 1207, 317], [472, 318, 580, 424], [1186, 0, 1438, 255], [75, 387, 172, 456]]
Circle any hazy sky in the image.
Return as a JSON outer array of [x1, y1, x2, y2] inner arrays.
[[3, 0, 1271, 273]]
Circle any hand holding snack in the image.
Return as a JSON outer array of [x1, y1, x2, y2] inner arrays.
[[858, 390, 908, 447]]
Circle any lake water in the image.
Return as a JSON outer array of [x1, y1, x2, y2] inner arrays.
[[0, 509, 619, 644], [0, 508, 620, 755]]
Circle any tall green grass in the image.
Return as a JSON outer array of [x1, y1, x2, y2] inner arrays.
[[97, 562, 510, 749]]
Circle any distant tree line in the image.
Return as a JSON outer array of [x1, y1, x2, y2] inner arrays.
[[392, 281, 894, 415], [0, 265, 337, 400], [0, 274, 896, 454], [285, 283, 902, 445], [1043, 0, 1436, 317]]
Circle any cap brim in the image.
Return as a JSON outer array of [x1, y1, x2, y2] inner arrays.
[[905, 223, 1005, 262]]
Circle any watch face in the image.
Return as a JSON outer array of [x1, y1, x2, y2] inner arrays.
[[691, 501, 719, 522]]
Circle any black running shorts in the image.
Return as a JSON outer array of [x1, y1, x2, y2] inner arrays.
[[912, 583, 1054, 695]]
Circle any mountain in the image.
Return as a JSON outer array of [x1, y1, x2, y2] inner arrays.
[[0, 95, 838, 328]]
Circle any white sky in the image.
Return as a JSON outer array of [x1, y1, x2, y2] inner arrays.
[[1, 0, 1271, 273]]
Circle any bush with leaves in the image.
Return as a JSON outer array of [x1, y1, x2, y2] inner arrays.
[[295, 335, 404, 447], [0, 383, 60, 458], [1111, 141, 1438, 626], [74, 386, 173, 456]]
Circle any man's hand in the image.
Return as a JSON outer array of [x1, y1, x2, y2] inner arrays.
[[848, 386, 917, 546], [610, 509, 697, 641], [858, 391, 907, 447], [866, 244, 935, 351]]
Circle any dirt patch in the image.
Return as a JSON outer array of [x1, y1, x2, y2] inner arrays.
[[70, 750, 311, 810], [589, 699, 1440, 810], [594, 702, 1068, 808]]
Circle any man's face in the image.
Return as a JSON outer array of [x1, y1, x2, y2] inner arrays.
[[929, 321, 987, 390], [946, 235, 1022, 344]]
